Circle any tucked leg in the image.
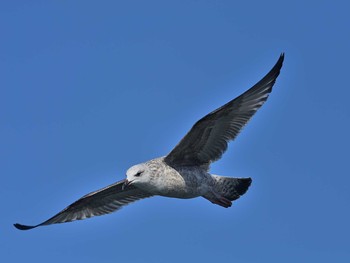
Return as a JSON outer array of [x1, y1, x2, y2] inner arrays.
[[203, 192, 232, 208]]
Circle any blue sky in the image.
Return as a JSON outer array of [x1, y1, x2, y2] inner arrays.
[[2, 1, 350, 262]]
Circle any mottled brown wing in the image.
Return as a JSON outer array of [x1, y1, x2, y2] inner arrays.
[[14, 179, 153, 230], [165, 54, 284, 168]]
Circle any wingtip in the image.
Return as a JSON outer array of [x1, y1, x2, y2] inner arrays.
[[278, 52, 285, 65], [276, 52, 285, 65], [14, 223, 38, 231], [265, 53, 284, 81]]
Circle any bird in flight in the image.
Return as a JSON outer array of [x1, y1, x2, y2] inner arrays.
[[14, 54, 284, 230]]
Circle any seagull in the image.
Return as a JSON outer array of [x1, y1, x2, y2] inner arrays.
[[14, 54, 284, 230]]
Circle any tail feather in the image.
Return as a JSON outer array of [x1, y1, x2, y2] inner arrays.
[[212, 175, 252, 201]]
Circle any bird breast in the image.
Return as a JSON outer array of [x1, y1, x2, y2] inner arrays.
[[146, 160, 212, 198]]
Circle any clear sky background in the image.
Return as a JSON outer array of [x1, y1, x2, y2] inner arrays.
[[2, 1, 349, 262]]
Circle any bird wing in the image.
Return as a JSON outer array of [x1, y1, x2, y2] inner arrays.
[[164, 54, 284, 169], [14, 179, 153, 230]]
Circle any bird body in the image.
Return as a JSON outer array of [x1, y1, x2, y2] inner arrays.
[[127, 157, 212, 198], [126, 157, 251, 208], [14, 54, 284, 230]]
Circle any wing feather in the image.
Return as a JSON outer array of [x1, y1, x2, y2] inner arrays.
[[14, 179, 153, 230], [164, 54, 284, 168]]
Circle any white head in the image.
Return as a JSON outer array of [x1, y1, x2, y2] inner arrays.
[[124, 163, 151, 189]]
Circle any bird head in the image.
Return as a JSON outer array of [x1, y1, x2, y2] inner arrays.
[[124, 163, 151, 190]]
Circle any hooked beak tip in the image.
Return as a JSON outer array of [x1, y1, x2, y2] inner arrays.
[[122, 179, 131, 190]]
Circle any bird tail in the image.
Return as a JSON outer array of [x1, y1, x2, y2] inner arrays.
[[211, 175, 252, 201]]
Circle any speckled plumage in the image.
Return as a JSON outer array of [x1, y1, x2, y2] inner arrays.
[[14, 54, 284, 230], [142, 157, 213, 198]]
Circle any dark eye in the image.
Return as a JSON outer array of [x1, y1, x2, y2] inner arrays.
[[135, 171, 143, 177]]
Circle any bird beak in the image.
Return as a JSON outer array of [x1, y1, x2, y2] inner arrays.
[[122, 179, 133, 190]]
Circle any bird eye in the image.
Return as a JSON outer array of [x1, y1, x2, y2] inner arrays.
[[135, 171, 143, 177]]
